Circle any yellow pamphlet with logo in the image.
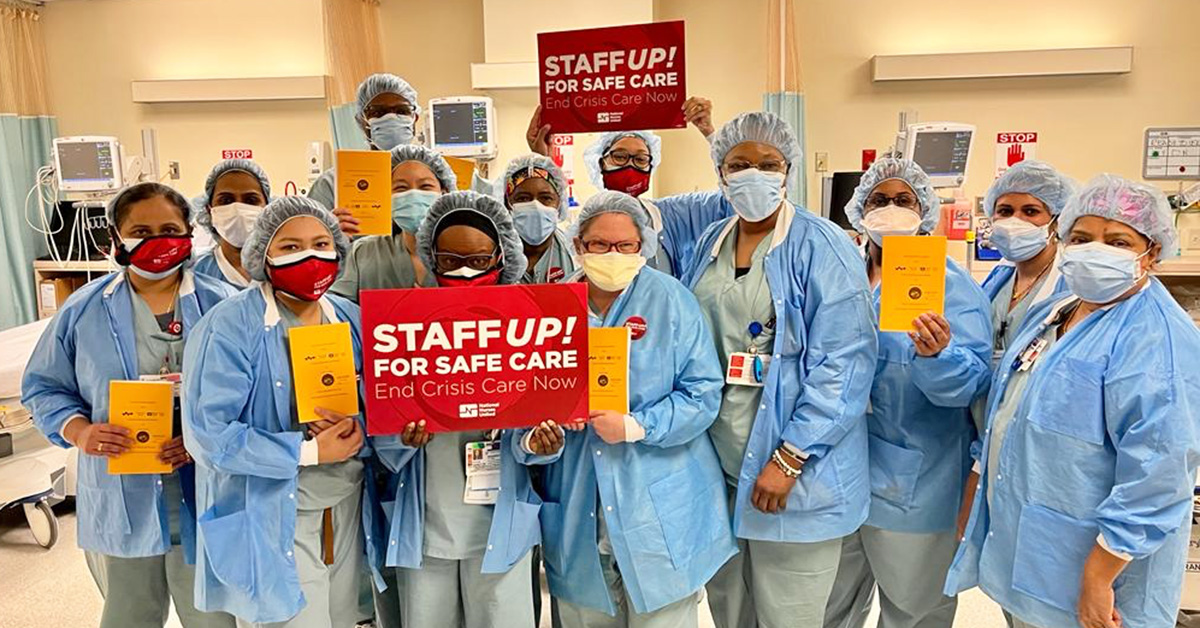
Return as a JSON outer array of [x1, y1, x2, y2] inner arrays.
[[443, 156, 477, 191], [108, 380, 173, 475], [336, 150, 392, 236], [290, 322, 359, 423], [588, 327, 630, 414], [880, 235, 947, 332]]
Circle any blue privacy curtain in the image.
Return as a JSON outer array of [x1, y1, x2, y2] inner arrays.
[[329, 102, 369, 150], [763, 92, 806, 206], [0, 115, 55, 329], [1, 2, 57, 329]]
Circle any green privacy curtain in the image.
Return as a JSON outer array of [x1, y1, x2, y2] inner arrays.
[[764, 92, 806, 206], [0, 114, 55, 328]]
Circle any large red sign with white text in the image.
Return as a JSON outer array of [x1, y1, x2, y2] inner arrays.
[[361, 283, 589, 434], [538, 20, 687, 134]]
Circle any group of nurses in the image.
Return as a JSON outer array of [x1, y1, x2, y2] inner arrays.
[[21, 62, 1200, 628], [23, 182, 237, 627], [947, 175, 1200, 628]]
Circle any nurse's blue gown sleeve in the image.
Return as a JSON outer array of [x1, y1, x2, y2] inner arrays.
[[909, 275, 992, 408], [22, 308, 86, 448], [654, 191, 733, 276], [1096, 322, 1200, 559], [183, 323, 302, 479], [781, 236, 877, 459], [371, 434, 417, 474], [633, 293, 724, 448]]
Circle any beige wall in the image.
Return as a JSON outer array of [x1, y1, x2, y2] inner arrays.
[[40, 0, 1199, 210], [656, 0, 1200, 209], [40, 0, 329, 197]]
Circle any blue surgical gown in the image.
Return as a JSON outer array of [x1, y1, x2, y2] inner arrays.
[[525, 267, 736, 615], [866, 257, 992, 533], [21, 270, 235, 561], [945, 280, 1200, 628], [181, 285, 385, 624], [681, 203, 878, 543]]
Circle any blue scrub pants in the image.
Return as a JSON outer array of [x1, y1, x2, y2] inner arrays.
[[556, 552, 701, 628]]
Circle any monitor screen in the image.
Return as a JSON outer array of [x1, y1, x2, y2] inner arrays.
[[911, 130, 972, 177], [58, 141, 117, 183], [432, 102, 489, 146]]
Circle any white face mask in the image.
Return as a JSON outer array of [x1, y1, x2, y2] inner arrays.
[[860, 204, 922, 247], [210, 202, 264, 248]]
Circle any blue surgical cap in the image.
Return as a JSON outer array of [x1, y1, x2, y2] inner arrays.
[[983, 160, 1076, 219], [242, 196, 351, 282], [390, 145, 458, 192], [583, 131, 662, 189], [569, 190, 659, 259], [197, 159, 272, 234], [1059, 174, 1178, 261], [355, 73, 420, 119], [709, 111, 803, 172], [501, 153, 569, 220], [845, 158, 942, 233], [417, 191, 528, 286]]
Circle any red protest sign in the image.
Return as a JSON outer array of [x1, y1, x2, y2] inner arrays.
[[538, 20, 686, 134], [361, 283, 589, 434]]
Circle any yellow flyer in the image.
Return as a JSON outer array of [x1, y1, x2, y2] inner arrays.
[[335, 150, 392, 236], [443, 156, 477, 191], [880, 235, 947, 332], [588, 327, 630, 414], [290, 322, 359, 423], [108, 380, 173, 475]]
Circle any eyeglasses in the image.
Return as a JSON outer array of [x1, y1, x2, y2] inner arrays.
[[721, 159, 788, 175], [581, 239, 642, 255], [433, 250, 498, 272], [603, 151, 653, 170], [865, 193, 918, 210], [363, 102, 414, 120]]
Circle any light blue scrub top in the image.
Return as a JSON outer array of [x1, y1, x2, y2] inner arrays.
[[330, 232, 430, 301], [693, 226, 777, 484], [421, 430, 496, 560], [524, 267, 735, 615]]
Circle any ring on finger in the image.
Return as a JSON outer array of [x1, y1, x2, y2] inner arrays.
[[98, 442, 104, 453]]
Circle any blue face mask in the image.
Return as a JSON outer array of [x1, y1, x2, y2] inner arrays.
[[510, 201, 558, 245], [721, 168, 787, 222], [368, 113, 415, 150], [391, 189, 439, 234], [1058, 241, 1150, 304], [991, 218, 1051, 262]]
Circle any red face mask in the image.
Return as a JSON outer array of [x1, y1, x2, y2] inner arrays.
[[602, 166, 652, 198], [266, 251, 340, 301], [118, 235, 193, 278], [435, 268, 501, 288]]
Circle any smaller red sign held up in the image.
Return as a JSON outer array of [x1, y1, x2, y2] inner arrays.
[[538, 20, 687, 134]]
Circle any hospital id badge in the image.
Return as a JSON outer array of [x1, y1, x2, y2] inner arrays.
[[726, 352, 770, 387], [139, 372, 182, 397], [463, 440, 501, 506]]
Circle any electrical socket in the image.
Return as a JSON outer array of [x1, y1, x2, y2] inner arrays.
[[815, 152, 829, 173], [1183, 228, 1200, 252], [168, 161, 180, 180]]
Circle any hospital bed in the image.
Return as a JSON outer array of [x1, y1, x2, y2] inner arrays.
[[0, 317, 74, 549]]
